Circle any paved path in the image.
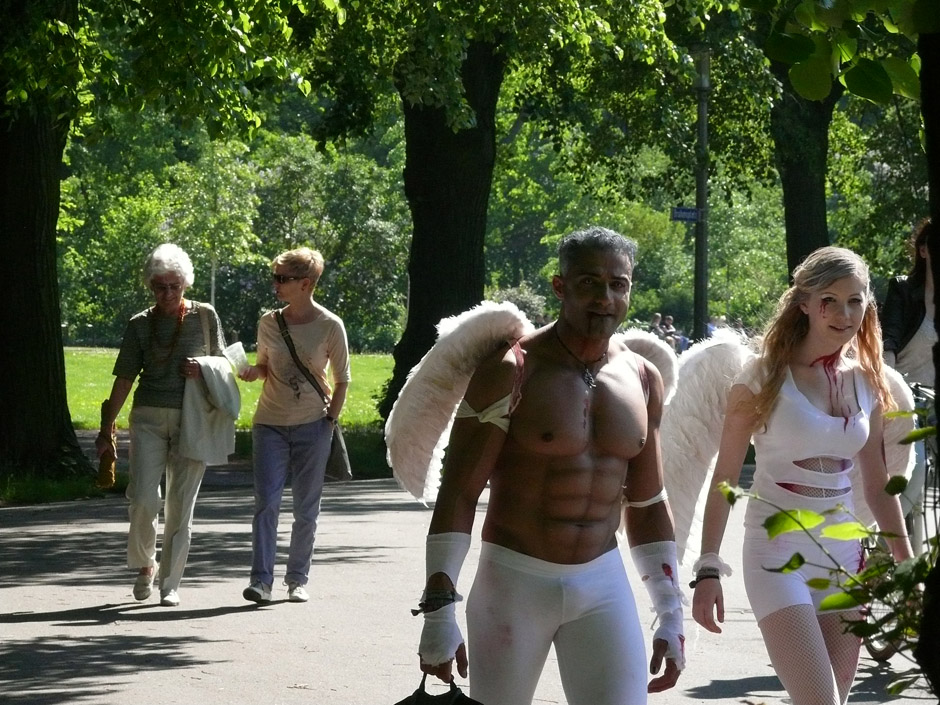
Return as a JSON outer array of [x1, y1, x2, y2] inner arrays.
[[0, 467, 931, 704]]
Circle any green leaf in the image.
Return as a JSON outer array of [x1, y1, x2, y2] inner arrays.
[[790, 56, 833, 100], [764, 509, 825, 539], [884, 475, 908, 496], [820, 589, 867, 610], [842, 57, 893, 104], [820, 521, 870, 540], [806, 577, 832, 590], [900, 426, 936, 444], [717, 482, 745, 507], [739, 0, 780, 10], [882, 57, 920, 100], [765, 30, 815, 64], [765, 552, 805, 573]]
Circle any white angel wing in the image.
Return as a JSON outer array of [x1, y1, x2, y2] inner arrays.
[[660, 330, 757, 566], [619, 329, 679, 403], [385, 301, 534, 505], [852, 366, 916, 528]]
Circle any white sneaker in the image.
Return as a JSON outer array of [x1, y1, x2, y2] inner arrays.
[[160, 589, 180, 607], [243, 581, 272, 603], [133, 568, 156, 601], [287, 582, 309, 603]]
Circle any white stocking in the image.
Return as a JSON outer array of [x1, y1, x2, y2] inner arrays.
[[818, 610, 862, 704], [759, 604, 851, 705]]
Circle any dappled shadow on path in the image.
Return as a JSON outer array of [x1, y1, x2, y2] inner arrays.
[[0, 633, 227, 705], [680, 658, 930, 703], [1, 481, 429, 589]]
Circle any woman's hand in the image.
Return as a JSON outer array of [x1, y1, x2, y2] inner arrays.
[[180, 358, 202, 380], [238, 365, 263, 382], [692, 578, 725, 634], [95, 430, 116, 460]]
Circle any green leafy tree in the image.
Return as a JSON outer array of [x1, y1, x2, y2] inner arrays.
[[1, 0, 303, 475], [286, 0, 724, 416], [166, 138, 262, 308]]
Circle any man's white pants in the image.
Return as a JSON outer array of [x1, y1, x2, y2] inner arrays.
[[467, 542, 647, 705]]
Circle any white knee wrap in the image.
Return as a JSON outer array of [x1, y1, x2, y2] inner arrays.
[[631, 540, 686, 671]]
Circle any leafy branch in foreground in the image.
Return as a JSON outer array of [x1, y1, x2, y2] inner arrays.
[[716, 479, 934, 696]]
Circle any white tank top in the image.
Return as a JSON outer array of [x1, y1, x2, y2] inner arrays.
[[736, 358, 874, 528]]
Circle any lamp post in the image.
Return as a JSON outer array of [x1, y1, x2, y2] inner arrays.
[[692, 48, 711, 341]]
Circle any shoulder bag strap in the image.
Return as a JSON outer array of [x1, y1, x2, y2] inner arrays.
[[197, 303, 210, 354], [275, 309, 329, 406]]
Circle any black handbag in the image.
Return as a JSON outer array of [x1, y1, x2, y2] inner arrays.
[[393, 674, 483, 705], [275, 310, 353, 481]]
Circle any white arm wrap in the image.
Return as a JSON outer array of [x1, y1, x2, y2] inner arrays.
[[692, 552, 733, 577], [631, 540, 686, 671], [419, 603, 464, 666], [426, 532, 471, 586], [418, 532, 471, 666], [626, 486, 669, 508]]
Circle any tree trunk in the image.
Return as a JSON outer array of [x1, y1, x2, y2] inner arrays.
[[379, 41, 506, 418], [769, 61, 844, 275], [0, 106, 88, 477], [916, 29, 940, 698]]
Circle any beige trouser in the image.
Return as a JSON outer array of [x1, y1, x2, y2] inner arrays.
[[126, 406, 206, 593]]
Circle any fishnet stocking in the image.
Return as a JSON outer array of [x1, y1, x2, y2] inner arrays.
[[758, 604, 861, 705]]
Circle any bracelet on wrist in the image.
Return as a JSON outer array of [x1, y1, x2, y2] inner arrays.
[[411, 588, 457, 616], [326, 414, 336, 424], [689, 574, 721, 589]]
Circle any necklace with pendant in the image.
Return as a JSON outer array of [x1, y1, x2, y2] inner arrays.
[[553, 323, 607, 389]]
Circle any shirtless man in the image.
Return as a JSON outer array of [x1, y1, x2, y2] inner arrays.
[[415, 226, 684, 705]]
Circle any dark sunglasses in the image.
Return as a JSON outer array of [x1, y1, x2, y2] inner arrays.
[[272, 274, 304, 284]]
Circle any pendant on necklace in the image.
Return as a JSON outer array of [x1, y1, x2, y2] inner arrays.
[[581, 368, 597, 389]]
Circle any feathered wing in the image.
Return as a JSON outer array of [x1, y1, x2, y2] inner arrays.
[[619, 330, 679, 403], [851, 366, 915, 528], [385, 301, 534, 505], [659, 331, 757, 566]]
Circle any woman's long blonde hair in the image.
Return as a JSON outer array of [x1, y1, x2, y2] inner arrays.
[[750, 246, 894, 429]]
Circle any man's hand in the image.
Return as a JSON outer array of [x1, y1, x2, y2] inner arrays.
[[420, 642, 467, 683], [692, 579, 724, 634], [647, 638, 681, 693]]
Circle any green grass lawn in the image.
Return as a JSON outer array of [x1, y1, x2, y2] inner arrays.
[[65, 347, 391, 431]]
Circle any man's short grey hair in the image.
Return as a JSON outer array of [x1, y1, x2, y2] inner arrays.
[[142, 243, 195, 288], [558, 226, 637, 276]]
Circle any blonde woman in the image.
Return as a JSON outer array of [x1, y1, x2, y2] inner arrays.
[[239, 247, 350, 604], [692, 246, 913, 705]]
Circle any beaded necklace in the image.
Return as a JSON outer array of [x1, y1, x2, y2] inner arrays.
[[150, 299, 187, 365]]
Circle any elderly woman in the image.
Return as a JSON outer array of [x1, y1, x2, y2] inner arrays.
[[96, 243, 227, 607], [239, 247, 350, 604]]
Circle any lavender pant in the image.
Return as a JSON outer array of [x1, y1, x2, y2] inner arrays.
[[249, 419, 332, 587]]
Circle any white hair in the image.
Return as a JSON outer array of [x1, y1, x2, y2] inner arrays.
[[143, 243, 195, 288]]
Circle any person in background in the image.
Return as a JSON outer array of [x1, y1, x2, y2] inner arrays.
[[693, 246, 913, 705], [239, 247, 350, 604], [880, 217, 935, 549], [97, 243, 227, 607]]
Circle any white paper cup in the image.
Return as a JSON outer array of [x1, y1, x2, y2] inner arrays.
[[223, 341, 249, 374]]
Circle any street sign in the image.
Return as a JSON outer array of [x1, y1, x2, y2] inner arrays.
[[671, 206, 699, 222]]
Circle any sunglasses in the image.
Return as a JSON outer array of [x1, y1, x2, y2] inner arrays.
[[272, 274, 304, 284], [152, 283, 183, 293]]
